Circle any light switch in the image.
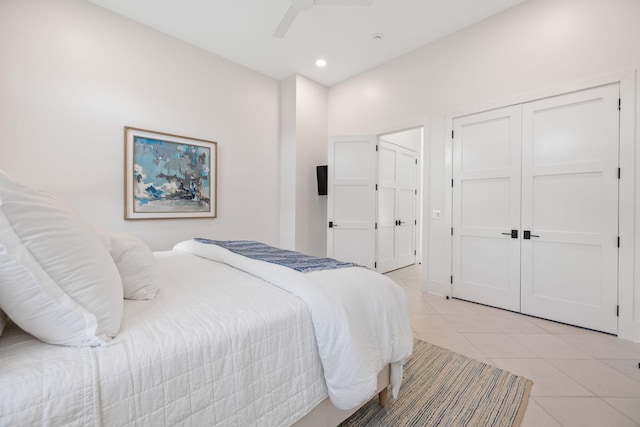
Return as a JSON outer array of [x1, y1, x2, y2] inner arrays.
[[432, 210, 441, 219]]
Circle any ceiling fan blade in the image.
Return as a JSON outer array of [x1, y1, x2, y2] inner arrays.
[[273, 6, 299, 38], [314, 0, 373, 6]]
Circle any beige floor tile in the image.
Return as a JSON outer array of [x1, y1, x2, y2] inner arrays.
[[427, 299, 476, 315], [601, 359, 640, 383], [422, 292, 449, 303], [416, 331, 486, 359], [405, 295, 437, 314], [402, 288, 422, 300], [616, 337, 640, 356], [509, 333, 592, 359], [491, 358, 592, 397], [603, 398, 640, 424], [482, 314, 546, 333], [556, 334, 640, 359], [535, 397, 638, 427], [461, 301, 515, 316], [521, 398, 562, 427], [525, 316, 601, 335], [442, 314, 501, 333], [410, 313, 457, 333], [463, 333, 539, 358], [548, 359, 640, 397]]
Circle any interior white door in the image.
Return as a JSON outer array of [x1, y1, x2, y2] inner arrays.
[[452, 106, 522, 312], [376, 141, 417, 273], [377, 142, 398, 272], [520, 84, 619, 333], [396, 147, 417, 268], [327, 135, 377, 268]]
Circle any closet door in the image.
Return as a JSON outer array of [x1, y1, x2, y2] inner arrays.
[[452, 106, 522, 311], [521, 84, 619, 333]]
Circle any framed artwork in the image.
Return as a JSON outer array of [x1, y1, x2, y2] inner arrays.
[[124, 127, 217, 220]]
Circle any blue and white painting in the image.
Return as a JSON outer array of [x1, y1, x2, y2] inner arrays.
[[133, 136, 212, 213]]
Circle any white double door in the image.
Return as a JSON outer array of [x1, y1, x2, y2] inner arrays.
[[377, 140, 417, 273], [452, 84, 619, 334]]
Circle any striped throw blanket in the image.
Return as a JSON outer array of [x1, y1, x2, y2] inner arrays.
[[194, 238, 361, 273]]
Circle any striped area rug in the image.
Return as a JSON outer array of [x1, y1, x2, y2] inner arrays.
[[340, 340, 533, 427]]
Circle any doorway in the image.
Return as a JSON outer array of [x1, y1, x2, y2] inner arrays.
[[327, 127, 423, 273], [377, 130, 421, 273]]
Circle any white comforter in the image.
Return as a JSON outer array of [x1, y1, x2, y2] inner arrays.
[[174, 240, 414, 411], [0, 252, 328, 426]]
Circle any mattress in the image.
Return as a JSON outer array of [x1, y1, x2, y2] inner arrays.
[[0, 251, 328, 426]]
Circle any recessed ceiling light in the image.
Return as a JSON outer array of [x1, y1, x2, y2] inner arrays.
[[315, 59, 327, 68]]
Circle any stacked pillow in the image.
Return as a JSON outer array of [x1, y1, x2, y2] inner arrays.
[[0, 171, 129, 346], [98, 230, 160, 300], [0, 245, 111, 346]]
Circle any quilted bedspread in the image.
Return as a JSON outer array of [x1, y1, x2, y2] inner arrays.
[[174, 239, 414, 411], [0, 252, 328, 426]]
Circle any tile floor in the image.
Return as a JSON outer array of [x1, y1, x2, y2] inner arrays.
[[386, 265, 640, 427]]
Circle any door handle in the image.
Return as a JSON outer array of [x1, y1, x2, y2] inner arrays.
[[523, 230, 539, 239], [399, 220, 406, 225], [329, 221, 338, 228], [501, 230, 518, 239]]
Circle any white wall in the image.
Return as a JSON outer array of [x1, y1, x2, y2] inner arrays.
[[379, 128, 422, 152], [328, 0, 640, 341], [279, 75, 297, 250], [295, 76, 328, 257], [0, 0, 281, 250], [279, 75, 328, 257]]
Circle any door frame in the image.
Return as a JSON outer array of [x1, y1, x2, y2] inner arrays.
[[443, 69, 637, 340]]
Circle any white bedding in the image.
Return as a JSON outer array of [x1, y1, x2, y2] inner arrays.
[[174, 239, 414, 411], [0, 252, 328, 426]]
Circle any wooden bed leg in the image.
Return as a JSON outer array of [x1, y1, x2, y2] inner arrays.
[[378, 387, 389, 407]]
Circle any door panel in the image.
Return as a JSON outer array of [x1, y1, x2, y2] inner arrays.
[[461, 236, 512, 291], [461, 178, 511, 228], [452, 106, 522, 311], [377, 186, 397, 272], [521, 84, 619, 333], [328, 136, 376, 268], [396, 187, 415, 267]]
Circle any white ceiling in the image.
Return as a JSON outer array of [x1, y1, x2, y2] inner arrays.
[[86, 0, 526, 86]]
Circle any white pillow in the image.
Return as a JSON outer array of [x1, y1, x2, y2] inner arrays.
[[0, 246, 105, 346], [99, 231, 160, 300], [0, 171, 123, 345], [0, 308, 6, 337]]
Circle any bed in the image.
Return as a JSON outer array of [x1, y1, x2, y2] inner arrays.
[[0, 171, 413, 426]]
